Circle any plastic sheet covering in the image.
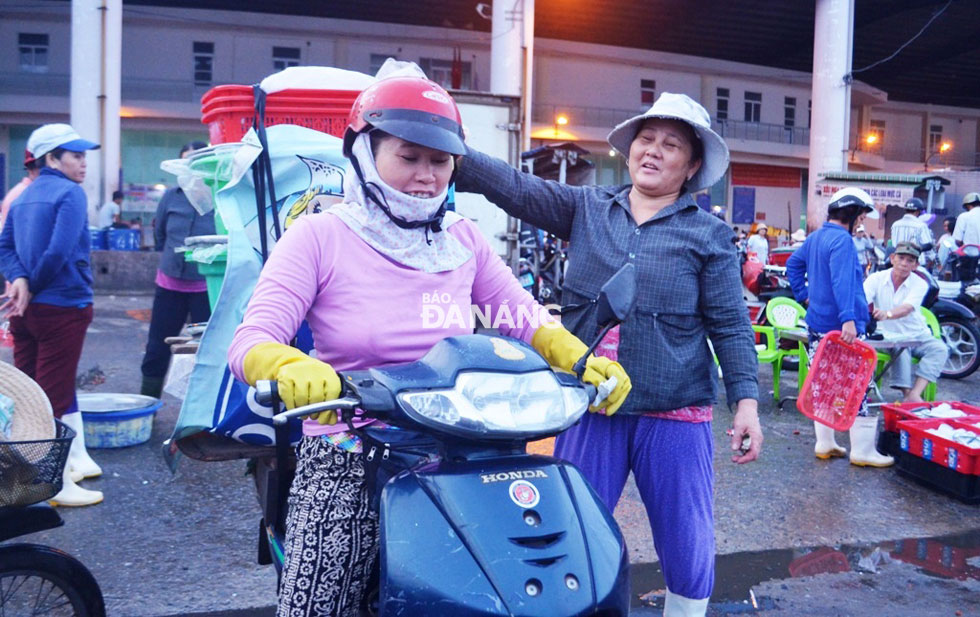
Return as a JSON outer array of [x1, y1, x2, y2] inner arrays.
[[166, 124, 347, 468]]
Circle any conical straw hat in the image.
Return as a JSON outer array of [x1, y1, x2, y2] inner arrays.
[[0, 361, 54, 442]]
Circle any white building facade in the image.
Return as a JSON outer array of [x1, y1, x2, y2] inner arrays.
[[3, 2, 979, 235]]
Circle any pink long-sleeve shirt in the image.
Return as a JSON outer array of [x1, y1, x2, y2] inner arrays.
[[228, 211, 555, 436]]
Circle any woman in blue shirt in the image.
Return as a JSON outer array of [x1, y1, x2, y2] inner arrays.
[[0, 123, 104, 506], [786, 187, 894, 468]]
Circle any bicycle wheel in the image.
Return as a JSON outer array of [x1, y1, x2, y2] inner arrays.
[[0, 543, 105, 617]]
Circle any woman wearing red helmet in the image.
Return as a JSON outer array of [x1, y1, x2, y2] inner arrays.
[[227, 76, 631, 616]]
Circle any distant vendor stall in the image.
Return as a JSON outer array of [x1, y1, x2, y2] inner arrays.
[[814, 172, 950, 241]]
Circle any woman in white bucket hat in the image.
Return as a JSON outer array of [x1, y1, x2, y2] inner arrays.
[[457, 92, 762, 617]]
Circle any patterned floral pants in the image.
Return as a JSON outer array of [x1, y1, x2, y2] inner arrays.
[[277, 436, 379, 617]]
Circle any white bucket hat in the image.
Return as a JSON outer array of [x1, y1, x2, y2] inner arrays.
[[607, 92, 730, 193]]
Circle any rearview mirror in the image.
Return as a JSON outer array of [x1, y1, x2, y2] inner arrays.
[[596, 263, 637, 329]]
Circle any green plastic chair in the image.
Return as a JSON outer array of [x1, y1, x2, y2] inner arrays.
[[874, 306, 940, 401], [753, 325, 786, 399], [763, 297, 810, 399]]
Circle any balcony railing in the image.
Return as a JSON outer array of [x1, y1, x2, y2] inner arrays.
[[532, 103, 639, 130], [0, 71, 211, 103], [712, 119, 810, 146]]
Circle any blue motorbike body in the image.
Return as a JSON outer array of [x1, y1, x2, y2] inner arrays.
[[377, 455, 630, 616]]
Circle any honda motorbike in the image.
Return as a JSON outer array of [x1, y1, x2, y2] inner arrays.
[[251, 266, 637, 616]]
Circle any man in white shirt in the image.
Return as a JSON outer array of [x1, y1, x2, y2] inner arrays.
[[953, 192, 980, 247], [746, 223, 769, 264], [863, 243, 949, 402], [890, 198, 933, 265], [97, 190, 124, 228]]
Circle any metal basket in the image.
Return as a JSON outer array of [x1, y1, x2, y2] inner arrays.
[[0, 420, 74, 507]]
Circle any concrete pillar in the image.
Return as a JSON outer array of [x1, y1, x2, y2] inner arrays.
[[103, 0, 122, 199], [71, 0, 103, 210], [806, 0, 854, 231], [521, 0, 534, 153], [490, 0, 524, 97]]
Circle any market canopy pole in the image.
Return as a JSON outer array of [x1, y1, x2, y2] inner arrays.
[[806, 0, 855, 232]]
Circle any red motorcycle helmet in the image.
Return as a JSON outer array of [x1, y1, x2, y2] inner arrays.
[[343, 76, 466, 158], [23, 148, 36, 167]]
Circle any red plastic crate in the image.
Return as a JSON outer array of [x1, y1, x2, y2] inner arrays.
[[882, 400, 980, 433], [897, 418, 980, 475], [200, 86, 362, 144], [796, 331, 878, 431]]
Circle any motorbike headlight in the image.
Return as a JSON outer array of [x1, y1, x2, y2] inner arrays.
[[397, 370, 589, 439]]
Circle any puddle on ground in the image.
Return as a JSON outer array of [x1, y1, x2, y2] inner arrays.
[[631, 527, 980, 610]]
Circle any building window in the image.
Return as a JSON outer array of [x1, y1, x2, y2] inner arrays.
[[640, 79, 656, 107], [928, 124, 944, 152], [869, 119, 886, 148], [808, 99, 812, 128], [784, 96, 796, 128], [193, 41, 214, 86], [273, 46, 300, 72], [369, 53, 399, 75], [716, 88, 729, 121], [18, 33, 49, 74], [418, 57, 471, 90], [744, 91, 761, 123]]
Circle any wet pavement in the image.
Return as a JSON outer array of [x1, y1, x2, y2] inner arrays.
[[3, 293, 979, 616]]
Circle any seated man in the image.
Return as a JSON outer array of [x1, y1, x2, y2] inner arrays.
[[863, 243, 949, 402]]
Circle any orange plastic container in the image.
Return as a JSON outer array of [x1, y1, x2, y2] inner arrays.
[[796, 331, 878, 430], [897, 417, 980, 475], [200, 85, 362, 144]]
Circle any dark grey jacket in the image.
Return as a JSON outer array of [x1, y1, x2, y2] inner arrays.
[[154, 187, 216, 281], [457, 148, 758, 413]]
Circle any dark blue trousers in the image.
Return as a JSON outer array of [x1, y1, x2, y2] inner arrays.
[[554, 412, 715, 600], [140, 285, 211, 379]]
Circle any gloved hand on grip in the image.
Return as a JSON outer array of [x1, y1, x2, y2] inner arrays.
[[243, 342, 342, 424], [531, 325, 632, 415]]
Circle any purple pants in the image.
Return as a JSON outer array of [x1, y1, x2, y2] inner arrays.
[[554, 412, 715, 600]]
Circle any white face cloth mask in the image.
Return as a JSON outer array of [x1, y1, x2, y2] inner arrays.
[[329, 133, 472, 273]]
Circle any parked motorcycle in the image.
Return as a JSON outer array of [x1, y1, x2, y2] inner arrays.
[[917, 265, 980, 380], [251, 266, 637, 616], [0, 422, 106, 617], [939, 243, 980, 318]]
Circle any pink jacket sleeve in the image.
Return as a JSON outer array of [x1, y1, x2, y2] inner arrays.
[[453, 220, 556, 344], [227, 217, 325, 382]]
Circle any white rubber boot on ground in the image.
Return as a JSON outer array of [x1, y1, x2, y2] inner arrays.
[[663, 590, 709, 617], [814, 421, 847, 459], [61, 412, 102, 479], [49, 458, 103, 507], [849, 416, 895, 467]]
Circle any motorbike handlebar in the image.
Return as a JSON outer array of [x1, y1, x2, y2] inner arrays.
[[254, 379, 362, 426]]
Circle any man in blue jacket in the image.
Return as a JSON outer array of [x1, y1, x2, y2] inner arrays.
[[787, 187, 894, 468], [0, 123, 105, 506]]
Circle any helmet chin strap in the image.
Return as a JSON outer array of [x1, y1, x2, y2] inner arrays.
[[349, 155, 448, 244]]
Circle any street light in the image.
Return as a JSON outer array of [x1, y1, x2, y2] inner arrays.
[[554, 113, 568, 137], [924, 141, 953, 171]]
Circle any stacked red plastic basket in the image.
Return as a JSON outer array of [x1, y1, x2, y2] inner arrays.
[[201, 85, 361, 143]]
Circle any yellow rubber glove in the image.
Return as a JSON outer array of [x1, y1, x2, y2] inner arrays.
[[531, 325, 632, 415], [242, 342, 342, 424]]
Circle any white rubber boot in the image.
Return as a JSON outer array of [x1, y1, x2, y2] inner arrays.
[[49, 458, 103, 507], [61, 412, 102, 479], [849, 416, 895, 467], [814, 421, 847, 459], [663, 590, 708, 617]]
